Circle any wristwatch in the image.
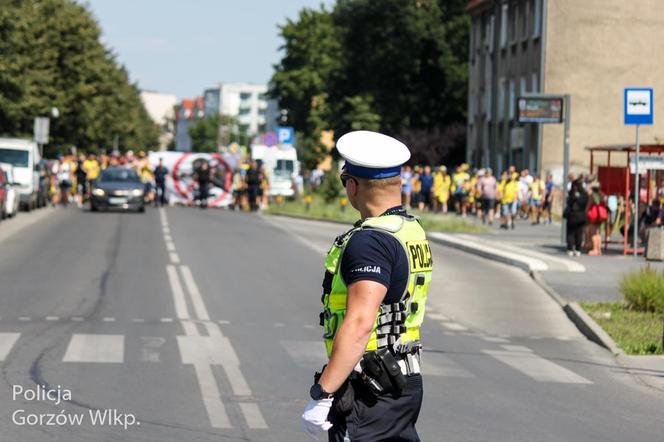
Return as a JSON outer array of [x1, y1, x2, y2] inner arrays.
[[309, 383, 334, 400]]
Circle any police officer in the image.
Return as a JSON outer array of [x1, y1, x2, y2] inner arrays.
[[302, 131, 433, 441]]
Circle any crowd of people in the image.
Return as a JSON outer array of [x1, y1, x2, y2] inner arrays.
[[48, 150, 165, 208], [400, 164, 555, 230]]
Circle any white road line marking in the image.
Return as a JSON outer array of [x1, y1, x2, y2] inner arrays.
[[45, 316, 59, 321], [421, 351, 476, 378], [426, 312, 449, 321], [132, 318, 145, 323], [500, 345, 534, 353], [482, 336, 510, 343], [194, 364, 232, 428], [169, 252, 180, 263], [63, 334, 124, 363], [18, 317, 31, 321], [102, 317, 116, 322], [239, 403, 268, 429], [71, 317, 84, 322], [181, 320, 199, 336], [303, 324, 315, 329], [166, 265, 191, 321], [180, 265, 211, 321], [160, 317, 174, 323], [442, 322, 468, 331], [163, 234, 173, 241], [138, 337, 165, 363], [0, 333, 20, 361], [280, 340, 328, 369], [162, 227, 170, 234], [165, 241, 176, 252], [218, 320, 231, 325], [483, 350, 593, 384]]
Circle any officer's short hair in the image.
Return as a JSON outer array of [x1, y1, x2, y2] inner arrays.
[[358, 176, 402, 194]]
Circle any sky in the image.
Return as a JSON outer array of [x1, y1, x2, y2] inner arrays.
[[85, 0, 334, 100]]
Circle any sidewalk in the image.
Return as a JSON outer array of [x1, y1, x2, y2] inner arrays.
[[431, 216, 663, 303]]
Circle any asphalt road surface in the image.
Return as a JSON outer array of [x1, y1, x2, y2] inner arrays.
[[0, 207, 662, 442]]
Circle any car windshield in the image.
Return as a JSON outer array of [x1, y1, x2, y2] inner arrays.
[[99, 168, 140, 183], [0, 149, 29, 167], [274, 159, 294, 178]]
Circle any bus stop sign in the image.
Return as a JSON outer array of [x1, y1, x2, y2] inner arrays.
[[624, 88, 653, 125]]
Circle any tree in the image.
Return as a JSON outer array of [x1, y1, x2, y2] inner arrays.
[[0, 0, 158, 155], [270, 7, 341, 168], [188, 114, 238, 153]]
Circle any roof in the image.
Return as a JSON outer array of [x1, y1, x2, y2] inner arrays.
[[465, 0, 492, 13], [0, 138, 37, 148], [586, 144, 664, 154]]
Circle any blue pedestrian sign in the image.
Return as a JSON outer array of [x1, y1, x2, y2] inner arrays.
[[624, 88, 653, 125], [277, 126, 295, 145]]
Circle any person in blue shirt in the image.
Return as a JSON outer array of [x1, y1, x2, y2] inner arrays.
[[543, 174, 555, 224], [418, 165, 434, 212]]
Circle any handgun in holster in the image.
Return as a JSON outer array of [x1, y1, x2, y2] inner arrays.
[[361, 349, 406, 397]]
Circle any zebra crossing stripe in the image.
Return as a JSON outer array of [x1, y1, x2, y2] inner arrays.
[[483, 349, 593, 384], [63, 334, 124, 363], [0, 333, 20, 361]]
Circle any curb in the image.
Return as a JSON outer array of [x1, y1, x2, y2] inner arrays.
[[427, 233, 622, 354], [264, 212, 353, 227]]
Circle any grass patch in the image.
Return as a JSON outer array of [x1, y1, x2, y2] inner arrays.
[[620, 266, 664, 313], [580, 302, 664, 355], [266, 196, 489, 234]]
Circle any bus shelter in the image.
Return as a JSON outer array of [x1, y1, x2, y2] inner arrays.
[[586, 144, 664, 255]]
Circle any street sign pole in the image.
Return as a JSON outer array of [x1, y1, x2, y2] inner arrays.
[[633, 124, 640, 256], [561, 94, 571, 246]]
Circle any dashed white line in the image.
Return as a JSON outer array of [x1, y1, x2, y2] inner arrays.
[[71, 317, 84, 322], [165, 241, 176, 252], [18, 317, 31, 322], [132, 318, 146, 323], [501, 345, 534, 353], [160, 317, 174, 323], [218, 320, 231, 325], [102, 317, 116, 322], [482, 336, 510, 343], [169, 252, 180, 263], [45, 316, 59, 321], [442, 322, 468, 331], [164, 234, 173, 241]]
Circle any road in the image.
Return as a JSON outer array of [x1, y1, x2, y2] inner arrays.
[[0, 207, 662, 441]]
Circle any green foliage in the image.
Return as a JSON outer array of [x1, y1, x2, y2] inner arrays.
[[582, 302, 663, 355], [188, 114, 240, 152], [0, 0, 158, 155], [317, 168, 343, 203], [620, 266, 664, 313], [270, 0, 470, 167]]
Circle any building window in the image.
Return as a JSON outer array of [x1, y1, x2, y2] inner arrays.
[[508, 79, 516, 120], [500, 3, 508, 48], [531, 73, 539, 93], [533, 0, 541, 37], [520, 76, 527, 95], [498, 77, 505, 120], [240, 92, 252, 101], [487, 14, 495, 52], [510, 3, 518, 43], [239, 108, 250, 116], [486, 80, 492, 121], [522, 0, 529, 39]]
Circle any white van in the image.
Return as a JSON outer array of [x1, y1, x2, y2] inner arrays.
[[0, 138, 40, 210], [251, 144, 301, 198]]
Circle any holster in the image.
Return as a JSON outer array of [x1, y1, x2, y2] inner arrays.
[[360, 349, 406, 398]]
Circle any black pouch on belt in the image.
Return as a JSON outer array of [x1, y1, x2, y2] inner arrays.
[[331, 378, 355, 416], [376, 348, 406, 396]]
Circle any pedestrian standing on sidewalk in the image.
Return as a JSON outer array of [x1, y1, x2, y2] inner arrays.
[[565, 178, 588, 256], [401, 165, 412, 208], [418, 165, 433, 212], [302, 130, 432, 442], [478, 168, 497, 225], [542, 174, 554, 224]]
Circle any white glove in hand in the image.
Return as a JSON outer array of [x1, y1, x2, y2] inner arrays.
[[301, 398, 334, 441]]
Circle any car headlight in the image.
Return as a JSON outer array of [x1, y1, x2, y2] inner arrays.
[[131, 189, 144, 197], [92, 188, 105, 196]]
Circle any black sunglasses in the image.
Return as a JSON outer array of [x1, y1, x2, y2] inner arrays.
[[340, 173, 357, 188]]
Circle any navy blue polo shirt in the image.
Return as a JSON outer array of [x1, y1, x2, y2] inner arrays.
[[340, 207, 410, 304]]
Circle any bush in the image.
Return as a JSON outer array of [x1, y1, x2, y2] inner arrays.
[[317, 169, 343, 203], [620, 266, 664, 313]]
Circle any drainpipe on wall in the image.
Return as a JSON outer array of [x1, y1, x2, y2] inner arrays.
[[537, 0, 548, 174]]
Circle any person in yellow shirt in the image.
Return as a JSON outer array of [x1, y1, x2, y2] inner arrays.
[[498, 171, 519, 229], [529, 174, 546, 225], [83, 154, 100, 182], [140, 163, 155, 203], [452, 165, 470, 216], [435, 166, 451, 213]]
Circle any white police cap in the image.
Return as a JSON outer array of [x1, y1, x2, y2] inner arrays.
[[336, 131, 410, 179]]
